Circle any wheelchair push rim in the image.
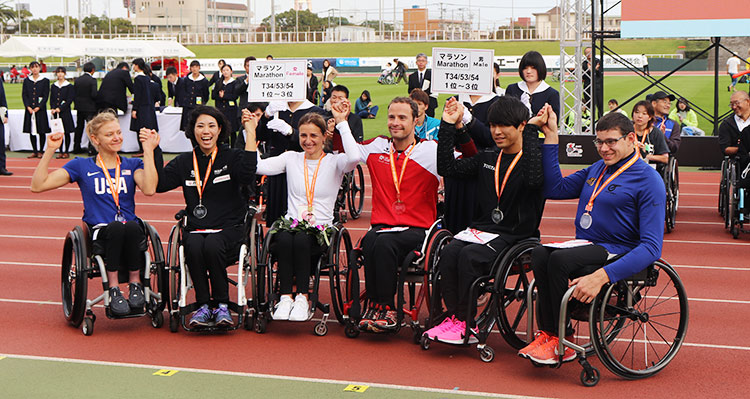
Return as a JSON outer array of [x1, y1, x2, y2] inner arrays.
[[61, 226, 88, 327], [495, 241, 538, 350], [590, 261, 689, 379], [347, 164, 366, 220]]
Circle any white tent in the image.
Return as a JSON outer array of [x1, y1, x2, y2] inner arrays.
[[0, 36, 194, 58]]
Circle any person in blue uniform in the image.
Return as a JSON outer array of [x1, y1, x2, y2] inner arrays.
[[22, 61, 51, 158], [30, 111, 160, 316], [180, 61, 210, 132], [130, 58, 159, 154], [518, 111, 666, 365], [50, 67, 76, 159], [212, 63, 240, 145]]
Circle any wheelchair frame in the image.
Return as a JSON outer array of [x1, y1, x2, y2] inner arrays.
[[420, 238, 540, 363], [525, 258, 688, 387], [723, 157, 748, 238], [332, 164, 366, 224], [342, 220, 450, 341], [663, 156, 679, 233], [251, 220, 352, 336], [166, 206, 262, 333], [61, 220, 167, 336]]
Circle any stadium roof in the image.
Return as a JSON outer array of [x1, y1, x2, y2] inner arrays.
[[0, 37, 195, 58]]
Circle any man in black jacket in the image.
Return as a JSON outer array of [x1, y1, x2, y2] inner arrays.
[[234, 56, 256, 128], [719, 91, 750, 157], [73, 62, 98, 153], [0, 77, 10, 175], [408, 53, 438, 117], [96, 62, 134, 114]]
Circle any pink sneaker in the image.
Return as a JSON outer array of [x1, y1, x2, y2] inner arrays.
[[423, 317, 456, 340], [435, 319, 478, 344]]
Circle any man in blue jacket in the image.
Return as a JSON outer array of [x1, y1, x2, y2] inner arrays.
[[518, 109, 666, 365]]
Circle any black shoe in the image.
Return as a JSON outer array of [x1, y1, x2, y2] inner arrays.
[[109, 287, 130, 316], [0, 169, 12, 176], [128, 282, 145, 309]]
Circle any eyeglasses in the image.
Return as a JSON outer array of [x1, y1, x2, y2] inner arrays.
[[730, 101, 746, 107], [593, 135, 627, 148]]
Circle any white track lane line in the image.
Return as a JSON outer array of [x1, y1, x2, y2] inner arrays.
[[0, 353, 547, 399]]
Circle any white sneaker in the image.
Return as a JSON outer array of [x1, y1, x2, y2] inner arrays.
[[288, 294, 310, 321], [272, 295, 294, 320]]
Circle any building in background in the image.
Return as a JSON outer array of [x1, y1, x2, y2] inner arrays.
[[534, 6, 620, 40], [402, 7, 471, 33], [126, 0, 253, 34]]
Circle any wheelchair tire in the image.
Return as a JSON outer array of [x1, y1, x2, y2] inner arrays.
[[82, 317, 94, 336], [61, 226, 88, 328], [168, 314, 179, 333], [144, 222, 168, 313], [151, 311, 164, 328], [347, 164, 366, 220], [580, 367, 600, 387], [590, 260, 689, 380], [166, 224, 181, 314], [423, 230, 453, 331], [495, 240, 539, 350], [329, 228, 353, 325]]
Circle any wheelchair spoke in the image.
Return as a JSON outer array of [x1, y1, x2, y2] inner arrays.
[[511, 301, 527, 331], [617, 320, 645, 365], [646, 311, 682, 319], [645, 318, 680, 332]]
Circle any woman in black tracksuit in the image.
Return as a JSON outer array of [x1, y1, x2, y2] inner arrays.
[[212, 64, 240, 145], [50, 66, 76, 158], [155, 105, 257, 328], [130, 58, 158, 152]]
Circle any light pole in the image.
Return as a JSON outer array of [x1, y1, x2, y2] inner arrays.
[[64, 0, 70, 37]]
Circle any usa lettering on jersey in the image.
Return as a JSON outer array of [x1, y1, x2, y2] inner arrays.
[[94, 177, 128, 195]]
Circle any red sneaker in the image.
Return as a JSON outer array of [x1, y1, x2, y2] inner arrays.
[[526, 336, 577, 365], [518, 331, 552, 359]]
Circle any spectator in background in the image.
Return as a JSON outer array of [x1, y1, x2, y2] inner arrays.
[[306, 63, 319, 104], [669, 97, 704, 136], [130, 58, 159, 155], [603, 98, 628, 117], [266, 55, 274, 60], [235, 56, 257, 131], [717, 91, 750, 156], [321, 59, 338, 83], [355, 90, 378, 119], [20, 65, 30, 79], [583, 47, 604, 119], [328, 84, 364, 149], [180, 60, 210, 132], [10, 65, 19, 83], [493, 62, 505, 96], [212, 63, 240, 145], [0, 71, 10, 175], [632, 100, 669, 169], [408, 53, 437, 117], [22, 61, 51, 158], [147, 66, 166, 108], [393, 58, 407, 84], [165, 66, 184, 107], [410, 89, 440, 141], [728, 54, 742, 92], [321, 80, 335, 107], [74, 62, 98, 154], [39, 59, 47, 73], [50, 66, 75, 159], [208, 59, 226, 88], [96, 62, 133, 115], [649, 91, 681, 154], [641, 54, 649, 75], [505, 51, 560, 121]]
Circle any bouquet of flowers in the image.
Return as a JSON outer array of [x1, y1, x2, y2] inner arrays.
[[270, 217, 336, 246]]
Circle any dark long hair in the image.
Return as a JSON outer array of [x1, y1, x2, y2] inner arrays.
[[361, 90, 371, 103]]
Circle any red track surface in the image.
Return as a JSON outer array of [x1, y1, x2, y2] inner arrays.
[[1, 158, 748, 397]]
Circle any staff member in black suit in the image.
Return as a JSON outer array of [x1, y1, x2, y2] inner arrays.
[[165, 66, 184, 107], [212, 63, 240, 145], [96, 62, 134, 114], [408, 53, 438, 117], [130, 59, 159, 153], [0, 75, 10, 175], [148, 67, 166, 108], [73, 62, 97, 154], [208, 59, 226, 88], [180, 61, 210, 132], [22, 61, 51, 158], [234, 56, 256, 131], [50, 67, 76, 159]]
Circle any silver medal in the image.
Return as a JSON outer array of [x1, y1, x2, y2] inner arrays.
[[491, 208, 504, 224], [580, 213, 593, 230], [114, 212, 126, 223], [193, 204, 208, 219]]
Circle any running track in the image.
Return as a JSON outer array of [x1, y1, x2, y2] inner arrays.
[[0, 158, 747, 398]]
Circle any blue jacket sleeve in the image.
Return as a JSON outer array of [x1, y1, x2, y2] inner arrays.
[[541, 144, 588, 200], [602, 172, 665, 282]]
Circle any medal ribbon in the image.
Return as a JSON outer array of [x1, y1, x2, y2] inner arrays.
[[96, 154, 122, 214], [389, 141, 417, 202], [494, 150, 523, 204], [192, 147, 218, 204], [585, 152, 639, 212], [303, 153, 327, 211]]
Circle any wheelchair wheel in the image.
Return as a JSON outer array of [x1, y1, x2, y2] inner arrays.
[[495, 240, 539, 350], [329, 228, 353, 324], [423, 231, 453, 331], [246, 218, 264, 326], [347, 165, 366, 220], [166, 224, 181, 320], [719, 158, 729, 217], [671, 159, 680, 213], [61, 226, 88, 328], [144, 222, 168, 322], [590, 261, 689, 379], [728, 165, 740, 238]]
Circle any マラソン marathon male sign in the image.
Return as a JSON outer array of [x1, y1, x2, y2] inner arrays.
[[431, 47, 495, 95], [247, 60, 307, 102]]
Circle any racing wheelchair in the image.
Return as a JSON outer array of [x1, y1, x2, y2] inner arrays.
[[723, 156, 749, 238], [662, 156, 679, 233], [166, 205, 263, 332], [525, 256, 689, 387], [340, 220, 452, 341], [420, 237, 540, 362], [251, 220, 353, 336], [332, 164, 366, 223], [61, 220, 167, 336]]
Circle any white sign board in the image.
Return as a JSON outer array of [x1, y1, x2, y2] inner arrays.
[[431, 48, 495, 95], [247, 60, 307, 102]]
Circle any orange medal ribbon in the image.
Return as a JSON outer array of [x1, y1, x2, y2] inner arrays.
[[303, 153, 327, 212], [389, 141, 417, 203], [192, 147, 218, 204], [584, 152, 640, 213], [494, 150, 524, 204]]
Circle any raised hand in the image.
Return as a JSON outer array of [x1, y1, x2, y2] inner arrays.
[[139, 128, 160, 152], [242, 109, 259, 132], [529, 105, 549, 128], [441, 97, 461, 124], [46, 133, 64, 151], [331, 99, 350, 125]]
